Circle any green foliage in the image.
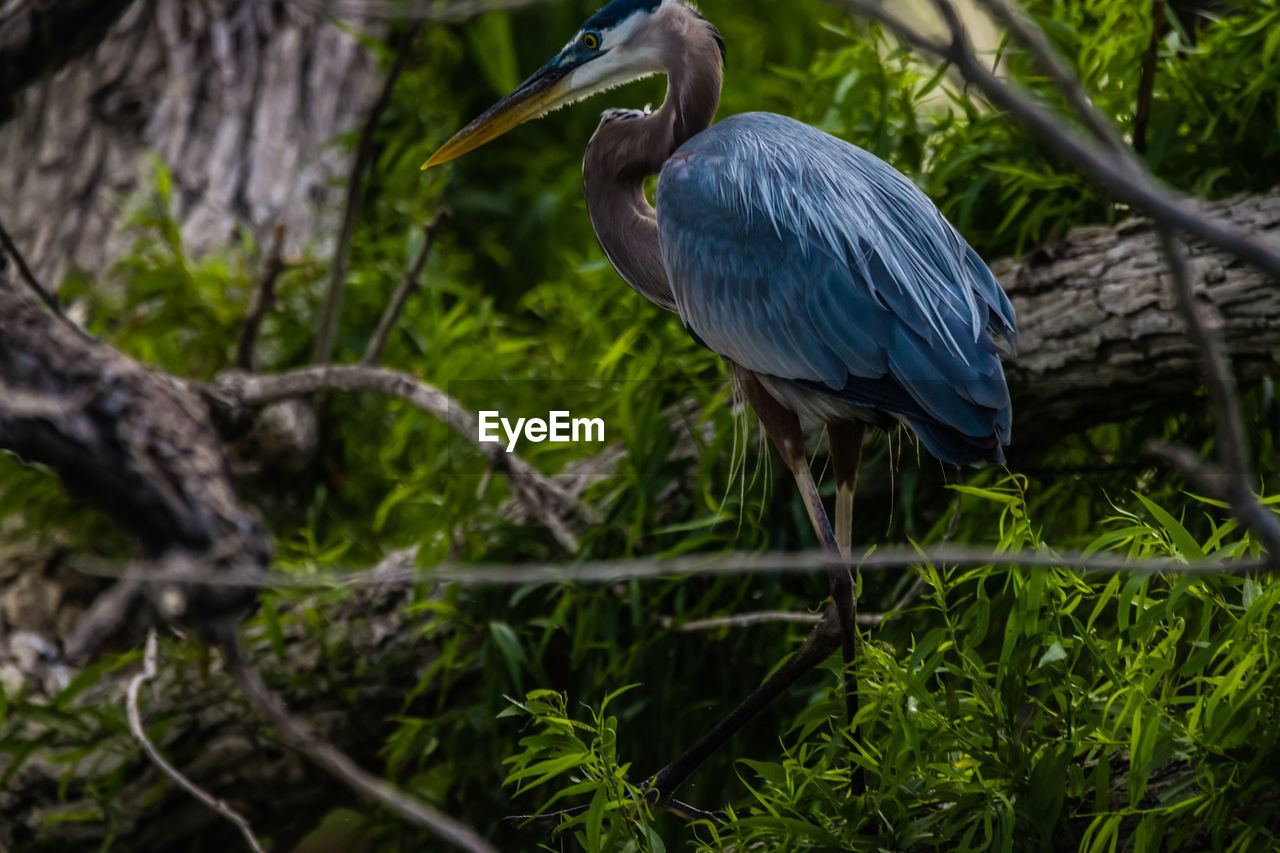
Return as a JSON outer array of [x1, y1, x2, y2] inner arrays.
[[4, 0, 1280, 850], [506, 484, 1280, 852], [502, 686, 667, 853]]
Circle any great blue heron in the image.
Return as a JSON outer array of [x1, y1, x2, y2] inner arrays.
[[425, 0, 1014, 811]]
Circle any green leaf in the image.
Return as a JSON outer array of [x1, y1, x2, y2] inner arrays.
[[1037, 641, 1068, 668], [1134, 492, 1205, 560]]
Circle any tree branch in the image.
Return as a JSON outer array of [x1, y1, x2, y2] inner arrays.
[[75, 544, 1271, 594], [207, 365, 597, 549], [1151, 225, 1280, 555], [128, 631, 265, 853], [0, 213, 63, 317], [993, 189, 1280, 442], [363, 211, 449, 366], [975, 0, 1135, 158], [236, 223, 288, 372], [220, 630, 497, 853], [312, 22, 421, 365], [0, 273, 271, 656], [831, 0, 1280, 566]]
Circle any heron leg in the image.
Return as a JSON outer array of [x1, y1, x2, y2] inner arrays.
[[731, 373, 855, 661], [736, 370, 859, 777], [641, 370, 863, 801], [647, 612, 842, 795], [829, 421, 865, 560], [732, 371, 860, 722], [829, 419, 866, 795]]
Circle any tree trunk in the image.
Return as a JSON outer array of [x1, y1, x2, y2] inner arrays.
[[0, 0, 381, 287], [999, 190, 1280, 453]]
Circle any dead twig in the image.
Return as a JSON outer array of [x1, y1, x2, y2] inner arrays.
[[363, 211, 449, 365], [221, 631, 497, 853], [672, 571, 931, 632], [0, 213, 65, 319], [127, 631, 265, 853], [207, 365, 595, 549], [673, 610, 893, 629], [1133, 0, 1168, 154], [1147, 227, 1280, 558], [312, 22, 421, 365], [237, 223, 288, 371], [975, 0, 1134, 161], [673, 611, 823, 631]]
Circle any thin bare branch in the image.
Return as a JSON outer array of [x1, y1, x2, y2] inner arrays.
[[507, 790, 724, 830], [75, 543, 1271, 595], [237, 223, 288, 371], [0, 213, 64, 318], [312, 23, 421, 365], [673, 611, 823, 631], [1150, 442, 1280, 560], [364, 211, 449, 365], [221, 632, 497, 853], [829, 0, 1280, 280], [207, 365, 595, 548], [1152, 229, 1254, 485], [128, 631, 265, 853], [1133, 0, 1168, 154], [671, 608, 919, 629], [973, 0, 1134, 159]]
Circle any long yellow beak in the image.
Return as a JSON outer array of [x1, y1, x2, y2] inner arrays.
[[422, 63, 572, 170]]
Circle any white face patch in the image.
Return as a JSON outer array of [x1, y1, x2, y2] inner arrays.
[[566, 49, 662, 101], [562, 9, 665, 103]]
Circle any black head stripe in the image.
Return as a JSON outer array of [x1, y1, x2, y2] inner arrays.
[[584, 0, 663, 31]]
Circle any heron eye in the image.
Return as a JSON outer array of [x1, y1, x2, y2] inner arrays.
[[581, 31, 601, 50]]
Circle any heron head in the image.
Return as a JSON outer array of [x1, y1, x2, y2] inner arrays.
[[422, 0, 675, 169]]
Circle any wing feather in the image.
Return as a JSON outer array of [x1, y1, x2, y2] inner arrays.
[[655, 112, 1015, 461]]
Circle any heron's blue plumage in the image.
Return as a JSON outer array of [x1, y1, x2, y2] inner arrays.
[[656, 112, 1016, 463]]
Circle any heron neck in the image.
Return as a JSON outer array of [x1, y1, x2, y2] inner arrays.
[[583, 8, 722, 312]]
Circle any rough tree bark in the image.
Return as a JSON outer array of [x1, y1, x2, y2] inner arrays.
[[0, 0, 381, 287], [0, 0, 136, 106], [1000, 190, 1280, 451], [0, 268, 278, 848]]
